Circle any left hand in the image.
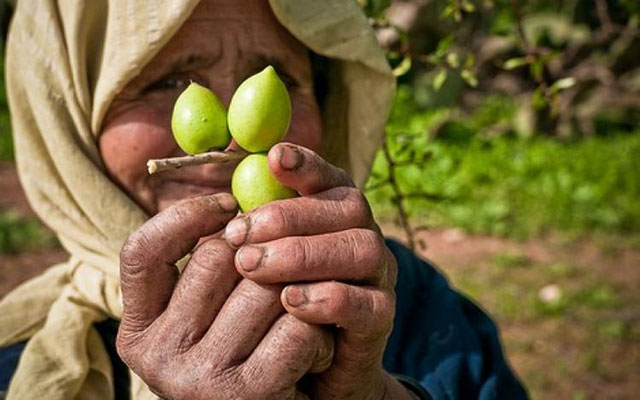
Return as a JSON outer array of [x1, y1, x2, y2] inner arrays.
[[224, 143, 415, 399]]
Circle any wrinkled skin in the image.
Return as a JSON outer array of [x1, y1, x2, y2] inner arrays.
[[104, 0, 415, 399]]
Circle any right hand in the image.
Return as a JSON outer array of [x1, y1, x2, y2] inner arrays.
[[116, 193, 334, 400]]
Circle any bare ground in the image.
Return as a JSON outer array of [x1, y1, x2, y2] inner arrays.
[[2, 163, 639, 399]]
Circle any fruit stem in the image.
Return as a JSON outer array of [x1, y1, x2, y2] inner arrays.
[[147, 150, 249, 174]]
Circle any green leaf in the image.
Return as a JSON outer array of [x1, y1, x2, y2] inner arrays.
[[550, 77, 576, 92], [447, 52, 460, 69], [392, 55, 412, 77], [464, 53, 476, 69], [435, 35, 455, 57], [531, 87, 547, 110], [503, 57, 528, 70], [461, 69, 478, 87], [530, 59, 544, 81], [433, 69, 448, 90], [462, 0, 475, 13]]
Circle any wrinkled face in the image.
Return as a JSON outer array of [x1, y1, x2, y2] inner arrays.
[[99, 0, 323, 214]]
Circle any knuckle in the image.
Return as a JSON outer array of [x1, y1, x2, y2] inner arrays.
[[115, 332, 135, 367], [235, 279, 281, 310], [325, 284, 350, 318], [344, 186, 369, 210], [289, 236, 311, 269], [256, 202, 290, 232], [372, 291, 396, 335], [116, 333, 159, 381], [346, 229, 384, 264], [330, 165, 352, 186], [234, 366, 261, 399], [238, 375, 273, 400], [162, 197, 200, 227], [347, 227, 379, 248], [190, 239, 235, 274], [278, 314, 318, 351], [120, 229, 156, 272]]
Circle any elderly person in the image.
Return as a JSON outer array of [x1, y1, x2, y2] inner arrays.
[[0, 0, 527, 399]]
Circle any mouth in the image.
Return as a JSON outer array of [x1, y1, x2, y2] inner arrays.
[[164, 176, 231, 189], [148, 162, 235, 205], [153, 160, 236, 186], [152, 179, 232, 212], [145, 152, 241, 212], [156, 174, 233, 197]]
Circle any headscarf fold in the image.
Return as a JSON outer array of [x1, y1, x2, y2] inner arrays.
[[0, 0, 395, 398]]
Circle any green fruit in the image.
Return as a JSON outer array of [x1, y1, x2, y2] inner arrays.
[[232, 153, 296, 212], [171, 82, 230, 154], [228, 66, 292, 153]]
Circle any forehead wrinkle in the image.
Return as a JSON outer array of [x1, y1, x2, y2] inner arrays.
[[136, 34, 223, 86]]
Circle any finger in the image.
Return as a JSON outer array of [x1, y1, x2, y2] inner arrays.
[[119, 193, 238, 334], [240, 314, 334, 398], [224, 186, 376, 248], [267, 143, 354, 196], [282, 282, 395, 343], [162, 239, 241, 349], [235, 229, 393, 286], [199, 279, 284, 365]]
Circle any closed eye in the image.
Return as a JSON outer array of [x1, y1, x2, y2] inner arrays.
[[142, 76, 192, 94]]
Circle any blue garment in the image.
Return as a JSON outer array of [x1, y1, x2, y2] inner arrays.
[[0, 239, 527, 399], [383, 239, 528, 399]]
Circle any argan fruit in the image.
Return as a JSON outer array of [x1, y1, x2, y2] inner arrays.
[[228, 66, 292, 153], [232, 153, 296, 212], [171, 82, 230, 155]]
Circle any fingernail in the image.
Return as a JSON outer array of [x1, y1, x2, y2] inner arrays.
[[285, 286, 308, 307], [236, 245, 264, 272], [225, 217, 249, 248], [279, 145, 303, 171], [211, 194, 237, 213]]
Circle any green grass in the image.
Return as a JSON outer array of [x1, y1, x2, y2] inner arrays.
[[0, 211, 58, 254], [367, 88, 640, 239]]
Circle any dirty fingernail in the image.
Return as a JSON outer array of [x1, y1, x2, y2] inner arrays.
[[225, 217, 249, 248], [210, 193, 238, 213], [237, 245, 265, 272], [285, 286, 308, 307], [279, 145, 303, 171]]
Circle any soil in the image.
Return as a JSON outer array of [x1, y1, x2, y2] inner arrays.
[[0, 162, 68, 296], [1, 162, 638, 399]]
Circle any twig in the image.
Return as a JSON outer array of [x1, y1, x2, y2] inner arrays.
[[510, 0, 555, 112], [147, 150, 248, 174], [381, 138, 418, 251], [595, 0, 615, 37]]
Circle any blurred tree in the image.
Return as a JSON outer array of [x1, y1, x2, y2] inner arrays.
[[358, 0, 640, 247]]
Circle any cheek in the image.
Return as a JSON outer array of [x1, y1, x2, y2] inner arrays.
[[284, 94, 323, 153], [99, 105, 175, 189]]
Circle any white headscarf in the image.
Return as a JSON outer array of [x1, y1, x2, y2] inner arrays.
[[0, 1, 395, 398]]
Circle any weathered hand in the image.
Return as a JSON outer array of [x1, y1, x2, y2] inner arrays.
[[117, 193, 334, 400], [224, 144, 416, 399]]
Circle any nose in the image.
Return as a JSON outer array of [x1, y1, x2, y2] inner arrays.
[[225, 138, 244, 152], [205, 69, 237, 108]]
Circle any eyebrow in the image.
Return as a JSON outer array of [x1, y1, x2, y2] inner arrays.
[[142, 48, 303, 90], [167, 52, 222, 74]]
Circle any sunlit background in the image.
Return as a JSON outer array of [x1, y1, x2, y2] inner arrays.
[[1, 1, 639, 399]]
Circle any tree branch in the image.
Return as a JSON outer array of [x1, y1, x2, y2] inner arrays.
[[147, 150, 248, 174]]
